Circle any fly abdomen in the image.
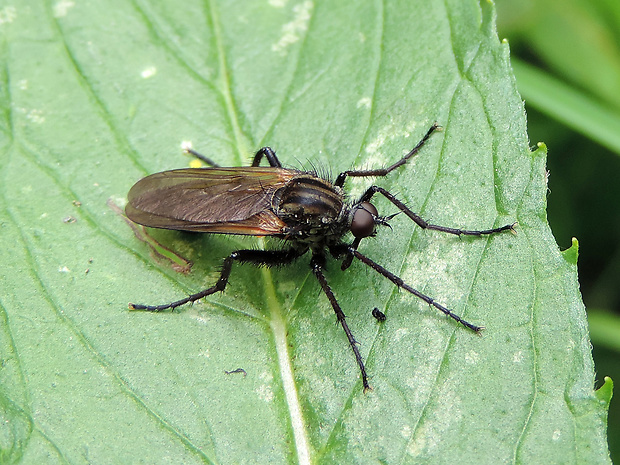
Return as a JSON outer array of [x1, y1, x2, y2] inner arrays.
[[273, 175, 344, 225]]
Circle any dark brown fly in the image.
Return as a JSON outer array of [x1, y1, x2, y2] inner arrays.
[[126, 125, 515, 391]]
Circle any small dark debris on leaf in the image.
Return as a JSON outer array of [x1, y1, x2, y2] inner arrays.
[[225, 368, 247, 377], [372, 307, 386, 321]]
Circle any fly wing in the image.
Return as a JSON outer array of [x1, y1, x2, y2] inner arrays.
[[126, 167, 296, 235]]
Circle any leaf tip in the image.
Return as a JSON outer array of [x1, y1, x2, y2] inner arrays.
[[533, 141, 547, 156], [595, 376, 613, 407], [561, 237, 579, 265]]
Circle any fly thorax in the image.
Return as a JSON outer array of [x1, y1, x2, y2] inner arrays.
[[272, 176, 344, 232]]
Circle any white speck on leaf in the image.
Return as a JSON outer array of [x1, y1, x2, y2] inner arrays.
[[357, 97, 371, 109], [26, 109, 45, 124], [53, 0, 75, 18], [141, 66, 157, 79], [0, 6, 17, 24], [464, 350, 479, 364], [272, 1, 313, 55], [513, 350, 523, 363]]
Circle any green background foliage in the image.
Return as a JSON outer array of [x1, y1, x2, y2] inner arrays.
[[497, 0, 620, 461], [0, 0, 611, 463]]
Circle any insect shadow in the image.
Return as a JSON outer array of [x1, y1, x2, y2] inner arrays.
[[126, 124, 515, 391]]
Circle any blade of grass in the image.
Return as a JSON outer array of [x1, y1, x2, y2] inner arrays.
[[511, 59, 620, 155], [588, 310, 620, 352]]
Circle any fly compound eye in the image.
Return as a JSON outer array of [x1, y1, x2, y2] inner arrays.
[[351, 202, 378, 238]]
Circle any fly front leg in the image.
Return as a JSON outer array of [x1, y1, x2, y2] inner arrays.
[[359, 185, 516, 236], [340, 237, 361, 271], [129, 248, 305, 312]]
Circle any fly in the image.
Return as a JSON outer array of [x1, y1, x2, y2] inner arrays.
[[126, 124, 515, 391]]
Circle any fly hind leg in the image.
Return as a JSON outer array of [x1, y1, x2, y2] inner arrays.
[[129, 248, 305, 312]]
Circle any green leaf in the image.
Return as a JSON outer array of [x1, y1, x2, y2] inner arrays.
[[0, 0, 611, 464]]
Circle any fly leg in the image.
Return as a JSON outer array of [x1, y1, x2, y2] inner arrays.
[[340, 237, 361, 271], [251, 147, 282, 167], [311, 254, 370, 391], [333, 121, 514, 236], [130, 248, 304, 311], [358, 185, 516, 236], [183, 146, 221, 167], [183, 146, 282, 168], [349, 247, 483, 333], [335, 123, 440, 187]]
